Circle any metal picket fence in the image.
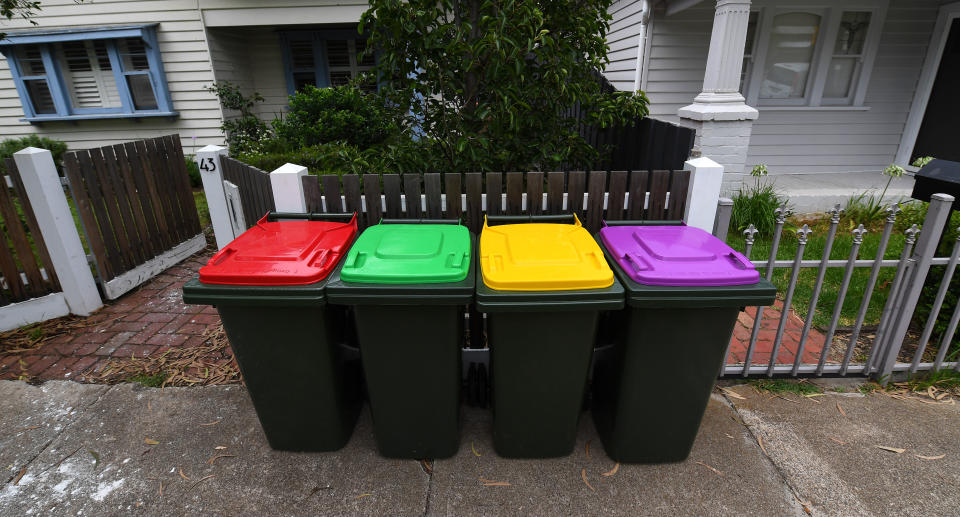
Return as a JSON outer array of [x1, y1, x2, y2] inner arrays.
[[713, 193, 959, 380]]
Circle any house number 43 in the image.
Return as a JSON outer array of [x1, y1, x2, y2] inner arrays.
[[199, 157, 216, 172]]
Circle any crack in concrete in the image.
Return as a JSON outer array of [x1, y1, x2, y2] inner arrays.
[[421, 461, 435, 517], [2, 383, 115, 487], [715, 392, 810, 517]]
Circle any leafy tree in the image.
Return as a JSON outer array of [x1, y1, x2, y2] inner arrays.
[[205, 82, 272, 154], [0, 1, 41, 39], [359, 0, 649, 172]]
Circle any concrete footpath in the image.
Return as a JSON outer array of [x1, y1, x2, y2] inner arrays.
[[0, 380, 957, 516]]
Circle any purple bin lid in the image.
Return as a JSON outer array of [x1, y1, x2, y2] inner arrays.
[[599, 225, 759, 286]]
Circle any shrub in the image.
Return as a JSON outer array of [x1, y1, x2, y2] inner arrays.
[[730, 164, 784, 237], [0, 135, 68, 173], [205, 82, 272, 154], [236, 137, 439, 177], [184, 155, 201, 188], [273, 85, 401, 149]]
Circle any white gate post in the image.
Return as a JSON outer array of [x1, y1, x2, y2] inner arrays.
[[14, 147, 102, 315], [196, 145, 233, 249], [270, 163, 308, 213], [684, 156, 724, 232]]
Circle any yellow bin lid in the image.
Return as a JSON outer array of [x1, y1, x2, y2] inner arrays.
[[479, 215, 614, 291]]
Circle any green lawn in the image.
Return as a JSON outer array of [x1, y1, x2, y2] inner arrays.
[[726, 221, 906, 330]]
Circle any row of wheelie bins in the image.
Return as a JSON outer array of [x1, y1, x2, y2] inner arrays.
[[182, 212, 775, 463]]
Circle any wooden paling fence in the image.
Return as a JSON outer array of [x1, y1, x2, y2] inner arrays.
[[296, 169, 691, 235], [0, 160, 60, 307], [64, 135, 203, 298], [221, 156, 275, 229]]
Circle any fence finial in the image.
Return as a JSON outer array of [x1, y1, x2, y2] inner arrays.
[[905, 224, 920, 244], [743, 224, 758, 244], [885, 204, 902, 224], [851, 224, 867, 244], [796, 224, 812, 243], [828, 204, 843, 223]]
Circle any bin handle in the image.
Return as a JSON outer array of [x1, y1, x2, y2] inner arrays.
[[484, 213, 581, 227], [726, 252, 754, 270], [265, 211, 358, 224], [622, 253, 651, 271]]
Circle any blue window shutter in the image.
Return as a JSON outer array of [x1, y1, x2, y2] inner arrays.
[[142, 28, 173, 113], [39, 45, 72, 116], [104, 39, 135, 113], [2, 48, 36, 118]]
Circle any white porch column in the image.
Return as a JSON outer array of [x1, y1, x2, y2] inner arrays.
[[269, 163, 308, 213], [14, 147, 102, 316], [196, 145, 233, 249], [678, 0, 758, 194]]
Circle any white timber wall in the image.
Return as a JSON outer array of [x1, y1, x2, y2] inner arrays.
[[603, 0, 647, 91], [642, 0, 941, 174], [0, 0, 224, 156]]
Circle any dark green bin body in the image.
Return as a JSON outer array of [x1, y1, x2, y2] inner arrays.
[[475, 267, 624, 458], [181, 279, 362, 452], [592, 238, 776, 463], [325, 235, 475, 459]]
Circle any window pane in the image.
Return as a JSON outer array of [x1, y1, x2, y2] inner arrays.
[[24, 79, 56, 114], [760, 12, 821, 99], [329, 71, 351, 86], [293, 71, 315, 91], [289, 40, 314, 69], [835, 12, 871, 55], [125, 74, 157, 110], [56, 42, 121, 109], [824, 57, 856, 98], [118, 38, 150, 71], [326, 40, 350, 67], [356, 39, 375, 68], [16, 45, 47, 76]]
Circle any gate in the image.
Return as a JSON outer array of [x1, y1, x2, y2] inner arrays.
[[63, 135, 205, 300]]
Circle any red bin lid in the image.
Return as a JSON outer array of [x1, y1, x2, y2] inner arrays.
[[198, 214, 358, 286]]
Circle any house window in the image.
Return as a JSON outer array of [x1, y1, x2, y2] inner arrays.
[[280, 30, 376, 95], [741, 2, 885, 107], [0, 24, 176, 121]]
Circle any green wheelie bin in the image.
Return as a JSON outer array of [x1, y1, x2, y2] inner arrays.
[[592, 222, 776, 463], [475, 214, 624, 458], [325, 220, 474, 459], [181, 212, 362, 452]]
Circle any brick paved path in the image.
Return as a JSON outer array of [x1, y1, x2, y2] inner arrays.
[[0, 251, 825, 382], [0, 251, 224, 382]]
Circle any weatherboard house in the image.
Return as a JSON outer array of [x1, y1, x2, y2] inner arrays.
[[0, 0, 954, 188]]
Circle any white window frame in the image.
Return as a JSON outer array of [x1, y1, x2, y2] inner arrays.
[[743, 0, 888, 108]]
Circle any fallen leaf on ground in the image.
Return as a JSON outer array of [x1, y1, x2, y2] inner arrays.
[[471, 441, 481, 457], [21, 425, 41, 431], [144, 438, 159, 445], [804, 393, 825, 398], [179, 466, 191, 480], [721, 388, 746, 400], [13, 467, 26, 485], [478, 477, 497, 483], [725, 433, 734, 439], [875, 445, 906, 454], [199, 420, 221, 427], [482, 481, 511, 487], [147, 400, 151, 411], [214, 446, 227, 450], [836, 402, 847, 416], [601, 462, 620, 477], [936, 392, 948, 401], [207, 454, 236, 465], [190, 474, 215, 491], [757, 435, 768, 455], [696, 462, 723, 475], [585, 440, 592, 460], [828, 437, 847, 445], [915, 454, 946, 460], [581, 468, 595, 491], [89, 450, 100, 468], [927, 387, 936, 399], [420, 460, 432, 474], [355, 493, 373, 499]]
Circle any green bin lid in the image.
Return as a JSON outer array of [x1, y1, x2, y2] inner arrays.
[[339, 224, 471, 283]]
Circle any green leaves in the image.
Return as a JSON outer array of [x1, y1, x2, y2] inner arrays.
[[363, 0, 649, 172]]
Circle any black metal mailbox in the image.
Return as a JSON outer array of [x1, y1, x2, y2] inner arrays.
[[912, 159, 960, 210]]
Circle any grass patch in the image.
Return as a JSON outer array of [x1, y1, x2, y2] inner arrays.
[[128, 372, 167, 388], [748, 379, 823, 395], [193, 190, 210, 228], [901, 369, 960, 392]]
